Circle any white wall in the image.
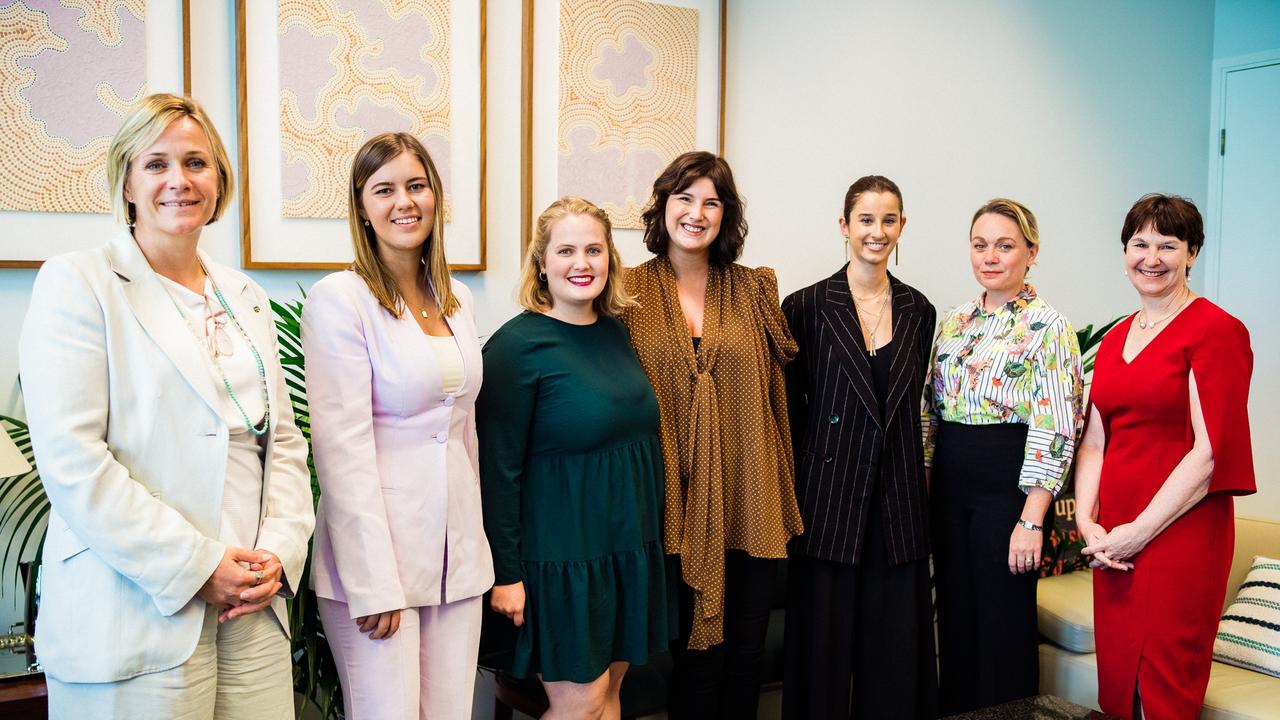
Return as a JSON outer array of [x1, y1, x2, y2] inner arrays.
[[1214, 0, 1280, 59], [727, 0, 1214, 327]]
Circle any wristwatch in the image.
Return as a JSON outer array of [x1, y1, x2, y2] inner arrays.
[[1016, 519, 1043, 532]]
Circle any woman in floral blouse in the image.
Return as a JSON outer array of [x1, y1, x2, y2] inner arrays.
[[925, 198, 1083, 713]]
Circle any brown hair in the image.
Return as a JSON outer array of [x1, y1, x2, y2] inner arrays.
[[347, 132, 458, 318], [107, 93, 234, 227], [843, 175, 904, 221], [1120, 193, 1204, 265], [640, 151, 746, 266], [519, 197, 636, 317], [970, 198, 1040, 247]]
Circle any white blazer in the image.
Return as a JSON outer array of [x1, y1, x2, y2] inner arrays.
[[302, 270, 494, 619], [18, 231, 315, 683]]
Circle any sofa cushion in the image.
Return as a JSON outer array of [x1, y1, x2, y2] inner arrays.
[[1037, 568, 1095, 652], [1202, 658, 1280, 720], [1214, 555, 1280, 678]]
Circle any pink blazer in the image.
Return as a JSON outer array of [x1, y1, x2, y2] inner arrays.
[[302, 270, 494, 618]]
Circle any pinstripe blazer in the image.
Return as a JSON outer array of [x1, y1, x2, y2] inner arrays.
[[782, 267, 936, 566]]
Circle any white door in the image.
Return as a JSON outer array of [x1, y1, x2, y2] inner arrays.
[[1213, 59, 1280, 519]]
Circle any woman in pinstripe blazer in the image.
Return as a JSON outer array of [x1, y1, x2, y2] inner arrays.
[[780, 176, 938, 719]]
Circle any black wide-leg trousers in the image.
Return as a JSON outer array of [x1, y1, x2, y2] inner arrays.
[[782, 485, 938, 719], [931, 421, 1041, 715]]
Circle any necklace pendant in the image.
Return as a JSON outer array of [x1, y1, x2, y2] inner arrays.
[[420, 309, 429, 319]]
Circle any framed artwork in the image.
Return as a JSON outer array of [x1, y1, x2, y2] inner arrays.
[[521, 0, 725, 264], [237, 0, 487, 270], [0, 0, 189, 268]]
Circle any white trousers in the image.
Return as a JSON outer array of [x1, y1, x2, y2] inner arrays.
[[318, 594, 484, 720], [47, 604, 292, 720]]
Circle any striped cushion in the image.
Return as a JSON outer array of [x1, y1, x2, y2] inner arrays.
[[1214, 555, 1280, 678]]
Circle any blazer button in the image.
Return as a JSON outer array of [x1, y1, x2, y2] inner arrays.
[[443, 396, 455, 407], [435, 431, 448, 443], [823, 454, 834, 463], [829, 414, 840, 424]]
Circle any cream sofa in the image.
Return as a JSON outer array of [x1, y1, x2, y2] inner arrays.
[[1037, 516, 1280, 718]]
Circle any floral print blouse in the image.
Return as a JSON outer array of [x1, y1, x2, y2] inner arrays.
[[924, 284, 1084, 495]]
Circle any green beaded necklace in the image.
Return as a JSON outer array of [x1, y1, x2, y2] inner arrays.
[[161, 263, 270, 436]]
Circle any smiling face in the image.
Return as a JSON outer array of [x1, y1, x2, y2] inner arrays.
[[839, 191, 905, 268], [123, 116, 219, 241], [541, 212, 610, 314], [663, 176, 724, 260], [359, 151, 436, 260], [1125, 221, 1194, 298], [970, 212, 1038, 299]]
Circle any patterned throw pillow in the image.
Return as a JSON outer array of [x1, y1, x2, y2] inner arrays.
[[1214, 555, 1280, 678]]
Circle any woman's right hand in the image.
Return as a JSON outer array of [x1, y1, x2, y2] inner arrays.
[[1077, 519, 1132, 571], [491, 582, 526, 627]]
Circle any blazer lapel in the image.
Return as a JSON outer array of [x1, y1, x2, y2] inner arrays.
[[108, 232, 221, 417], [818, 266, 881, 427], [882, 275, 922, 425]]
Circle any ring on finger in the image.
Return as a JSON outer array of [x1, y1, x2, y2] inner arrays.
[[254, 570, 264, 586]]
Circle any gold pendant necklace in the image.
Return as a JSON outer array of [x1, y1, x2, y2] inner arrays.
[[853, 288, 892, 356], [1138, 292, 1190, 330]]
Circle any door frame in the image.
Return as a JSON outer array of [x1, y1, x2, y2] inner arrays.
[[1204, 49, 1280, 299]]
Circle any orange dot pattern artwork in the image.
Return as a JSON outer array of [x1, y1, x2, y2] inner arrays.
[[0, 0, 146, 214], [278, 0, 452, 220], [557, 0, 698, 229]]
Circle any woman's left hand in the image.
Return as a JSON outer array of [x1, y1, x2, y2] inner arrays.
[[1007, 524, 1043, 575], [219, 550, 284, 623]]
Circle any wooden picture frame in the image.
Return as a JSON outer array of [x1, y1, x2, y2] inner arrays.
[[0, 1, 190, 268], [520, 0, 726, 263], [236, 0, 487, 270]]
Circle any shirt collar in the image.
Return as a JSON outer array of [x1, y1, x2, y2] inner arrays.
[[970, 283, 1038, 319]]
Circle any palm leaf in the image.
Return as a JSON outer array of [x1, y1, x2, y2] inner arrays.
[[271, 289, 342, 719], [0, 415, 48, 597]]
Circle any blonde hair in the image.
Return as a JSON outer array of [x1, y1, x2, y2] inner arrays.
[[971, 197, 1040, 247], [106, 93, 234, 226], [518, 197, 637, 317], [347, 132, 458, 318]]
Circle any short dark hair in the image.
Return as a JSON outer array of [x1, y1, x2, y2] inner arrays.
[[842, 175, 904, 221], [640, 151, 746, 266], [1121, 193, 1204, 261]]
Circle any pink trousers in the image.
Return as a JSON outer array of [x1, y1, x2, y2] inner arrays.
[[318, 594, 483, 720]]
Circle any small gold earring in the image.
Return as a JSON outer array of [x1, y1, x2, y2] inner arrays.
[[538, 270, 547, 282]]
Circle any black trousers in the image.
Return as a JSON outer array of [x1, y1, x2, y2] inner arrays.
[[782, 484, 938, 720], [667, 550, 778, 720], [931, 421, 1040, 715]]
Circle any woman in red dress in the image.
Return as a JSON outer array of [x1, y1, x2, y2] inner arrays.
[[1076, 194, 1256, 719]]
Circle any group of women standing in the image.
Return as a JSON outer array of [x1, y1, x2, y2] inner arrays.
[[18, 92, 1255, 720]]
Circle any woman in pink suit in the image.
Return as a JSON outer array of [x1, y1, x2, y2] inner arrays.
[[302, 132, 495, 719]]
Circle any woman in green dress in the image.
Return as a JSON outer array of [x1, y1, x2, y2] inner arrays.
[[478, 197, 674, 719]]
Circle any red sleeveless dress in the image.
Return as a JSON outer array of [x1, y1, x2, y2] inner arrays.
[[1089, 299, 1255, 718]]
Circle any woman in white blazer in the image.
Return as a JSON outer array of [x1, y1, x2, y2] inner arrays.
[[302, 132, 495, 720], [18, 94, 315, 719]]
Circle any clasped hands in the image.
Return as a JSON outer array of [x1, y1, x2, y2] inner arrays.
[[197, 546, 284, 622], [1079, 520, 1149, 571]]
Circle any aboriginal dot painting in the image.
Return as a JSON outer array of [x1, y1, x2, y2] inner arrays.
[[0, 0, 147, 213], [557, 0, 698, 229], [278, 0, 451, 219]]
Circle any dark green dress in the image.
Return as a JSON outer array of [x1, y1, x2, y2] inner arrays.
[[478, 312, 674, 682]]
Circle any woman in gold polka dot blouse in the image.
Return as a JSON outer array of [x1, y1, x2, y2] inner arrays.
[[621, 151, 803, 720]]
